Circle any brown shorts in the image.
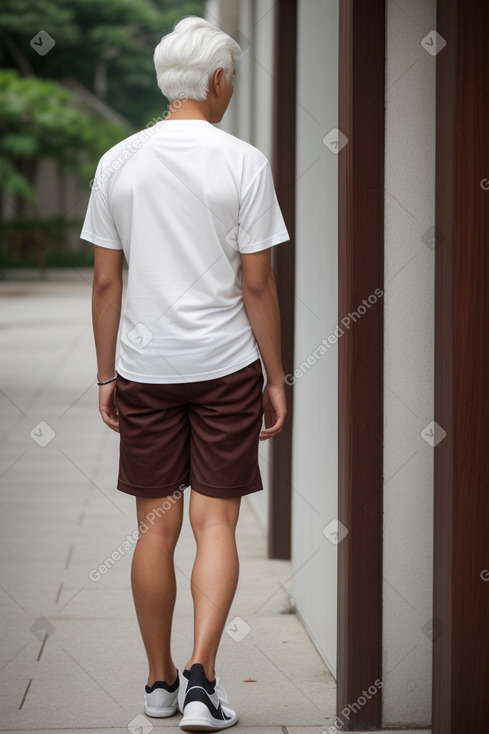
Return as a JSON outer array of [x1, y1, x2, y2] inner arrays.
[[114, 358, 264, 499]]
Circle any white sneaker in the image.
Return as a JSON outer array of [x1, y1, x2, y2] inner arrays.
[[178, 668, 191, 714], [179, 663, 238, 731], [143, 671, 179, 717]]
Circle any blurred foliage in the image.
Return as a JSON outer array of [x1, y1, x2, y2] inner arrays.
[[0, 69, 128, 268], [0, 0, 207, 271], [0, 217, 93, 273], [0, 70, 128, 209], [0, 0, 205, 127]]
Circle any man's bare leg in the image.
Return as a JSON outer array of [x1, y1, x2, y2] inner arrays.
[[131, 494, 184, 687], [185, 490, 241, 681]]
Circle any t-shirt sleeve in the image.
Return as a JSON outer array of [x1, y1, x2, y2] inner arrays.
[[80, 165, 122, 250], [237, 161, 290, 253]]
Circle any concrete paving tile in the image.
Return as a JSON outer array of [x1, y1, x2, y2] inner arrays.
[[0, 732, 320, 734], [0, 279, 336, 732], [287, 730, 431, 734], [0, 730, 361, 734], [0, 731, 182, 734]]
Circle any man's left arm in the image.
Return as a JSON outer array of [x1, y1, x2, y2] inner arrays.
[[92, 245, 125, 432]]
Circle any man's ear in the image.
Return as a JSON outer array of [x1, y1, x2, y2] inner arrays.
[[210, 67, 225, 97]]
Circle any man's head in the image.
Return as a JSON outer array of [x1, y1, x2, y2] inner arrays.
[[154, 17, 242, 122]]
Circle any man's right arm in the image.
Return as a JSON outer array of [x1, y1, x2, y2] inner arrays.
[[240, 248, 287, 439]]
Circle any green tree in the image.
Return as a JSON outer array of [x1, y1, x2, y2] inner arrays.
[[0, 0, 204, 127], [0, 69, 128, 215]]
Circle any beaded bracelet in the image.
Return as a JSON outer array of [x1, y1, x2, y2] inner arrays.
[[97, 375, 117, 385]]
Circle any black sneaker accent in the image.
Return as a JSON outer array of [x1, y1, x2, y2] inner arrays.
[[184, 686, 231, 721], [185, 663, 216, 694], [145, 671, 179, 694], [183, 663, 230, 721]]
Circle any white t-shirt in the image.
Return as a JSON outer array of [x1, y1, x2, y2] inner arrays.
[[81, 119, 290, 383]]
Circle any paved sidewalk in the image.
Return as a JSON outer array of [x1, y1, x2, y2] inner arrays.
[[0, 274, 425, 734]]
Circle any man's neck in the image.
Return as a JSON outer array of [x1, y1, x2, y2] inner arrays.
[[166, 99, 212, 122]]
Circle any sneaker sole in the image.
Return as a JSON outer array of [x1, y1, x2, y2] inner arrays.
[[180, 701, 238, 732], [144, 703, 178, 718]]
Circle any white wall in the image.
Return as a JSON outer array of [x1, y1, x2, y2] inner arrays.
[[291, 0, 339, 677], [205, 0, 240, 135], [207, 0, 276, 530], [208, 1, 437, 724], [232, 0, 276, 530], [382, 0, 436, 726]]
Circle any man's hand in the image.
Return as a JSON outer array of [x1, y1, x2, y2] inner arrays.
[[259, 383, 287, 440], [98, 381, 119, 433]]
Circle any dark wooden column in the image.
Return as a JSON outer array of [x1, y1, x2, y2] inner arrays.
[[337, 0, 385, 728], [269, 0, 296, 560], [433, 1, 489, 731]]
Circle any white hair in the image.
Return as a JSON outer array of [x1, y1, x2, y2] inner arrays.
[[154, 16, 242, 102]]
